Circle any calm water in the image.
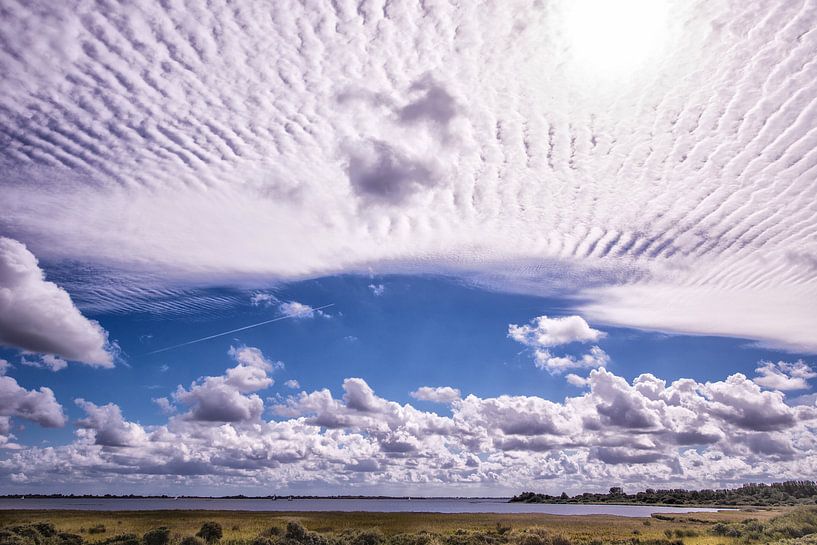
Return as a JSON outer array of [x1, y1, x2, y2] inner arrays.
[[0, 498, 724, 517]]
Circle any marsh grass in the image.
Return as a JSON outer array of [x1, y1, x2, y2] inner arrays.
[[0, 507, 806, 545]]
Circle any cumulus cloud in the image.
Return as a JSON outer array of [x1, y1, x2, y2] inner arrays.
[[75, 399, 146, 447], [509, 315, 606, 348], [0, 374, 66, 447], [1, 1, 816, 351], [753, 360, 816, 391], [534, 345, 610, 374], [410, 386, 461, 403], [172, 346, 279, 422], [509, 315, 608, 373], [2, 356, 816, 492], [284, 379, 300, 389], [0, 238, 114, 367]]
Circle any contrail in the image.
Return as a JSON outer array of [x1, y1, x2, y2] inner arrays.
[[144, 303, 334, 355]]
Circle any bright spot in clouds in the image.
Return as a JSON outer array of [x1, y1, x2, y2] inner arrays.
[[563, 0, 669, 76]]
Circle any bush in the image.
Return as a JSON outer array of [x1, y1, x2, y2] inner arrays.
[[197, 523, 223, 544], [517, 529, 550, 545], [0, 530, 29, 545], [349, 530, 383, 545], [764, 506, 817, 539], [143, 527, 171, 545], [251, 538, 278, 545], [551, 536, 571, 545], [58, 533, 84, 545], [89, 525, 108, 535], [99, 534, 141, 545], [180, 537, 206, 545], [283, 522, 328, 545]]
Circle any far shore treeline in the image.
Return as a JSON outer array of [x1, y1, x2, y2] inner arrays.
[[510, 481, 817, 506]]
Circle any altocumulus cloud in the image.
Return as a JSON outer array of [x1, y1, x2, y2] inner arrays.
[[1, 1, 816, 350], [2, 349, 816, 493], [0, 237, 114, 367]]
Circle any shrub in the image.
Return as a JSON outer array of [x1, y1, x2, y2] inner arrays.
[[0, 530, 29, 545], [180, 537, 206, 545], [285, 523, 309, 543], [517, 529, 550, 545], [251, 538, 278, 545], [99, 533, 141, 545], [283, 521, 328, 545], [58, 533, 84, 545], [143, 527, 171, 545], [89, 525, 108, 535], [350, 530, 383, 545], [197, 523, 223, 544], [389, 532, 437, 545], [259, 528, 283, 539]]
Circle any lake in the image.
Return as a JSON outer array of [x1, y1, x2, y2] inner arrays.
[[0, 498, 726, 517]]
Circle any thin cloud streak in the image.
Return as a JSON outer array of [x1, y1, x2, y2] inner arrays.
[[144, 303, 334, 355]]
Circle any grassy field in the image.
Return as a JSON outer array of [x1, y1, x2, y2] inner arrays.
[[0, 507, 791, 545]]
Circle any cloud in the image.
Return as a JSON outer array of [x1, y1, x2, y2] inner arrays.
[[345, 139, 438, 204], [21, 354, 68, 372], [2, 359, 817, 492], [0, 238, 114, 367], [509, 315, 605, 348], [75, 399, 146, 447], [278, 301, 328, 319], [410, 386, 461, 403], [0, 374, 66, 446], [368, 284, 385, 296], [509, 315, 608, 373], [172, 346, 279, 422], [284, 379, 300, 389], [753, 360, 816, 391], [1, 2, 817, 351], [534, 345, 610, 374]]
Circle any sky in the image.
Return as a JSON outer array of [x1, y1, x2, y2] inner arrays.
[[0, 0, 816, 496]]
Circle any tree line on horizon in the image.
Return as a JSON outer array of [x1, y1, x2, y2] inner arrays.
[[509, 481, 817, 506]]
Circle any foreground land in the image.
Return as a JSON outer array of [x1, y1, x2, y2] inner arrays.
[[1, 506, 816, 545]]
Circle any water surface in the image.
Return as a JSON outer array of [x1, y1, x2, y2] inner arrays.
[[0, 498, 726, 517]]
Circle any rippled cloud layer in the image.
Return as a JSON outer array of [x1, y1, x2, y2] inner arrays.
[[1, 0, 816, 350]]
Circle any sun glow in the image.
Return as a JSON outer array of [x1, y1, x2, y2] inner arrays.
[[563, 0, 668, 77]]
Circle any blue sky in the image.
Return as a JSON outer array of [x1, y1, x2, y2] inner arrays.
[[2, 272, 814, 495]]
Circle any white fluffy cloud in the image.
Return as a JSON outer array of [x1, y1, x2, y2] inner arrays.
[[0, 237, 114, 367], [534, 345, 610, 374], [509, 315, 606, 348], [171, 346, 279, 422], [753, 360, 816, 391], [1, 355, 816, 493], [0, 374, 66, 447], [410, 386, 461, 403], [509, 315, 609, 373], [1, 1, 816, 351]]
